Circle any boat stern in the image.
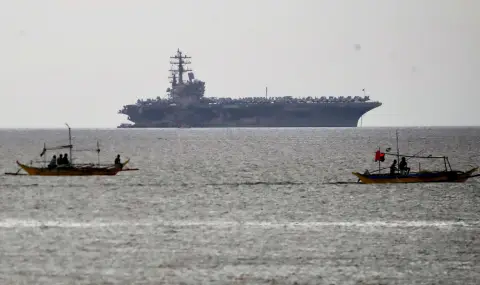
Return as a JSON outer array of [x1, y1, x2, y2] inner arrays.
[[466, 167, 478, 175], [461, 167, 479, 181]]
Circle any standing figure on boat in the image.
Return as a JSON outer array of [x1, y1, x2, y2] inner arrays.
[[48, 155, 57, 169], [399, 157, 410, 175], [390, 159, 397, 175], [57, 154, 63, 166], [114, 154, 122, 168]]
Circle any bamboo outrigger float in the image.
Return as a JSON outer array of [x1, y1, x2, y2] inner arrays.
[[6, 123, 139, 176], [353, 130, 479, 184]]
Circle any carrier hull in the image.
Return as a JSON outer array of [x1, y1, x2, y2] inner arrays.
[[118, 102, 381, 128]]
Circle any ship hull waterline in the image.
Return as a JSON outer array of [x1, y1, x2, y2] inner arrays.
[[119, 108, 376, 128], [16, 159, 130, 176], [352, 168, 478, 184]]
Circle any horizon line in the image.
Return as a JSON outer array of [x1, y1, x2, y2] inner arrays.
[[0, 125, 480, 130]]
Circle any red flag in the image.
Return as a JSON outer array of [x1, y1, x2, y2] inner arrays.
[[374, 150, 385, 162]]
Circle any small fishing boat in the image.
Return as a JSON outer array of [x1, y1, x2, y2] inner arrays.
[[353, 167, 478, 184], [7, 123, 139, 176], [15, 159, 132, 176], [353, 131, 478, 184]]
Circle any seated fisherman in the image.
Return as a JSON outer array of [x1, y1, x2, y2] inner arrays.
[[399, 157, 410, 175], [57, 154, 63, 166], [62, 153, 70, 166], [390, 159, 397, 175], [48, 155, 57, 169]]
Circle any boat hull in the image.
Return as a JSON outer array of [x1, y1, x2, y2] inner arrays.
[[352, 168, 478, 184], [16, 159, 130, 176]]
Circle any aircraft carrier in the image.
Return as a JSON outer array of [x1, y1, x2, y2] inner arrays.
[[117, 49, 382, 128]]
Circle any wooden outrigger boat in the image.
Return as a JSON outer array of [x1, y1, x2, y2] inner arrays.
[[353, 167, 478, 184], [15, 159, 132, 176], [353, 130, 479, 184], [7, 123, 139, 176]]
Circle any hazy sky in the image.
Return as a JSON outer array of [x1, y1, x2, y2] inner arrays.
[[0, 0, 478, 128]]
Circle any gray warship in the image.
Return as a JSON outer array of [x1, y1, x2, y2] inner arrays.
[[117, 49, 382, 128]]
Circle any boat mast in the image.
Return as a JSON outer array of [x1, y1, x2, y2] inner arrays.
[[65, 123, 73, 163], [378, 147, 381, 173], [396, 129, 400, 174]]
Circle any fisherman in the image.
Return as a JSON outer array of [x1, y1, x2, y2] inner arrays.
[[390, 159, 397, 175], [57, 154, 63, 166], [114, 154, 122, 168], [62, 153, 70, 166], [399, 157, 410, 175], [48, 155, 57, 169]]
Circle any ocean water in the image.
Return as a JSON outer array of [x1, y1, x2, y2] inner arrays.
[[0, 127, 478, 284]]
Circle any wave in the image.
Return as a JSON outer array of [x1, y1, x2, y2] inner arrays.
[[0, 180, 362, 188], [0, 219, 477, 229]]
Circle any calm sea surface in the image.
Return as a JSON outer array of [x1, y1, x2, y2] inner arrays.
[[0, 127, 478, 284]]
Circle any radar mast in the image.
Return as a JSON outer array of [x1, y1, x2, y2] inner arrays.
[[169, 49, 192, 85]]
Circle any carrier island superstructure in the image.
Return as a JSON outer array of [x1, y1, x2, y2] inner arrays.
[[117, 49, 382, 128]]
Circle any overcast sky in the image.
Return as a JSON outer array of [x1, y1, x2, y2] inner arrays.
[[0, 0, 478, 128]]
